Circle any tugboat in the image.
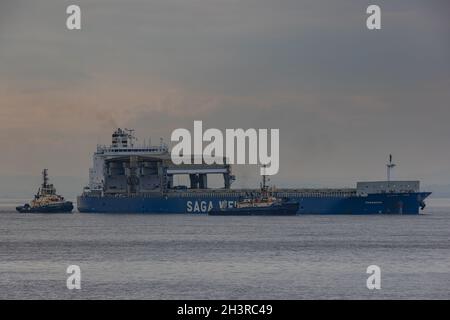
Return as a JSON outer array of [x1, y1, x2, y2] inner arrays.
[[208, 167, 299, 216], [16, 169, 73, 213]]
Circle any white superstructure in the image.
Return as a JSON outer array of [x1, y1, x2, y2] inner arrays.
[[88, 128, 169, 191]]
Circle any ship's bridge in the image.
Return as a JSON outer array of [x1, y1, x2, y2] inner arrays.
[[97, 128, 169, 156]]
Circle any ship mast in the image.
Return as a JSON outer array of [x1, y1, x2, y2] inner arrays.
[[260, 164, 269, 195], [42, 169, 49, 188], [386, 154, 396, 182]]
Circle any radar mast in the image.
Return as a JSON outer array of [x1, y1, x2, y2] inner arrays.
[[386, 154, 396, 182]]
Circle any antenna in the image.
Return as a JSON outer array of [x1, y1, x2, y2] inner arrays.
[[386, 154, 396, 182]]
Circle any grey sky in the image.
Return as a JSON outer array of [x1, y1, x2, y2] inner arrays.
[[0, 0, 449, 195]]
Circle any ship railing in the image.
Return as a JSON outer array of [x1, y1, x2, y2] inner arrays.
[[86, 188, 357, 198], [163, 188, 357, 198], [96, 145, 168, 154]]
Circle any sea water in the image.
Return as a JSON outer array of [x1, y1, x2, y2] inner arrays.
[[0, 199, 449, 299]]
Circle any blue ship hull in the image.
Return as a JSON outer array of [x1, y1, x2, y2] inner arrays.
[[77, 191, 431, 215], [16, 201, 74, 214]]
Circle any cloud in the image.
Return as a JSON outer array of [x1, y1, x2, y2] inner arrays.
[[0, 0, 449, 188]]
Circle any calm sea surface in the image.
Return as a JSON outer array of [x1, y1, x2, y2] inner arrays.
[[0, 198, 449, 299]]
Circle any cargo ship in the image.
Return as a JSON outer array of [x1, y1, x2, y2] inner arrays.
[[17, 169, 73, 213], [77, 129, 431, 214]]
